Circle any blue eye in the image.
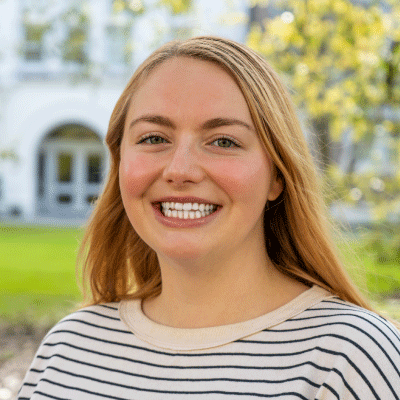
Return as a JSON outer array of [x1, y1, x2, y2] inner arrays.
[[212, 137, 240, 148], [138, 135, 167, 144]]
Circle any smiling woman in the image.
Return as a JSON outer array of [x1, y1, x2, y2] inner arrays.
[[118, 57, 282, 274], [19, 36, 400, 400]]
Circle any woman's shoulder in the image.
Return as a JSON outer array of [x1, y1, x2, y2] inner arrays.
[[293, 297, 400, 397], [25, 302, 133, 367], [18, 302, 133, 399], [292, 296, 400, 372], [42, 302, 129, 343], [54, 302, 122, 325], [297, 296, 400, 345], [304, 296, 400, 337]]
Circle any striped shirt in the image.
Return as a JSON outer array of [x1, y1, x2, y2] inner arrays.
[[19, 285, 400, 399]]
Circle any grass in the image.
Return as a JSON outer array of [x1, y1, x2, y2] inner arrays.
[[336, 231, 400, 320], [1, 223, 399, 324], [336, 230, 400, 299], [0, 224, 83, 324]]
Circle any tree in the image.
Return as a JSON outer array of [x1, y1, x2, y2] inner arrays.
[[248, 0, 400, 263]]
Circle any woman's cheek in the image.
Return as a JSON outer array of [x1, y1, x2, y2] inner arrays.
[[119, 154, 158, 197], [211, 157, 271, 199]]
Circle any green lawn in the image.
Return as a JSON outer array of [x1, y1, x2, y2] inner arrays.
[[1, 224, 399, 324], [336, 232, 400, 320], [0, 224, 84, 323], [337, 232, 400, 298]]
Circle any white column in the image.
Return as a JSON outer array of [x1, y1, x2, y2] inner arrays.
[[88, 0, 109, 72], [46, 146, 57, 211], [73, 148, 86, 213]]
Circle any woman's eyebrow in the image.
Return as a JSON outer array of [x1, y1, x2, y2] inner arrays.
[[129, 115, 253, 131], [201, 117, 254, 131], [129, 115, 175, 129]]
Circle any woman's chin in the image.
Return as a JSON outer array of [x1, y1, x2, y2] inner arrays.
[[157, 244, 213, 264]]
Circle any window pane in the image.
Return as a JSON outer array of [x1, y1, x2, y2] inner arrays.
[[58, 153, 73, 182], [62, 8, 89, 64], [38, 152, 45, 196], [86, 194, 98, 204], [57, 194, 72, 204], [24, 40, 43, 61], [87, 154, 102, 183]]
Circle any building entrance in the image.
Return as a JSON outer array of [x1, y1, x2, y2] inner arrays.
[[36, 124, 105, 219]]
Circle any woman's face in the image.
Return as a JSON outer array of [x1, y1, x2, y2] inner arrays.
[[119, 57, 282, 264]]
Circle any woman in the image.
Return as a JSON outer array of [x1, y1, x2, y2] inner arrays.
[[19, 36, 400, 399]]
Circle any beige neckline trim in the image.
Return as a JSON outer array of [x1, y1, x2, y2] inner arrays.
[[119, 285, 334, 351]]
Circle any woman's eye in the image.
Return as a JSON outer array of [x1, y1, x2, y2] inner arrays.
[[211, 138, 239, 148], [138, 135, 167, 145]]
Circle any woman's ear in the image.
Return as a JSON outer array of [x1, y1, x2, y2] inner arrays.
[[267, 169, 284, 201]]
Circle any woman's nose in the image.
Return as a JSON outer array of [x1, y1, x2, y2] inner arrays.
[[162, 140, 204, 186]]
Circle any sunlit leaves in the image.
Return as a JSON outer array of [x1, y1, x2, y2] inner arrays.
[[159, 0, 192, 14], [248, 0, 400, 253], [269, 17, 295, 43], [112, 0, 145, 15], [248, 0, 394, 145]]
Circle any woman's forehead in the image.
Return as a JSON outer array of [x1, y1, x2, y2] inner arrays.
[[125, 57, 254, 128]]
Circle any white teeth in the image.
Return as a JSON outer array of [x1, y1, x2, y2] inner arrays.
[[160, 201, 217, 219]]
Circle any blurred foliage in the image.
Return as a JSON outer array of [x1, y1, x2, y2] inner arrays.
[[0, 149, 18, 161], [112, 0, 193, 15], [248, 0, 400, 146], [248, 0, 400, 262], [362, 224, 400, 264], [112, 0, 145, 15], [330, 163, 400, 263], [159, 0, 193, 14]]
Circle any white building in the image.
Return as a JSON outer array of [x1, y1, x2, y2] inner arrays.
[[0, 0, 248, 221]]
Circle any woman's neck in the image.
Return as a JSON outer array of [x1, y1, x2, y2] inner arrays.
[[142, 253, 309, 328]]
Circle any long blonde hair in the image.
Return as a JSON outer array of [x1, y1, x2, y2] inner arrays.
[[79, 36, 372, 311]]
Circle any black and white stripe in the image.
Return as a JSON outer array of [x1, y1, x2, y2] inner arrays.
[[19, 297, 400, 399]]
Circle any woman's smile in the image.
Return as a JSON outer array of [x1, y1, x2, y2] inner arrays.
[[149, 195, 222, 229], [154, 196, 220, 218], [160, 202, 218, 219], [119, 57, 283, 262]]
